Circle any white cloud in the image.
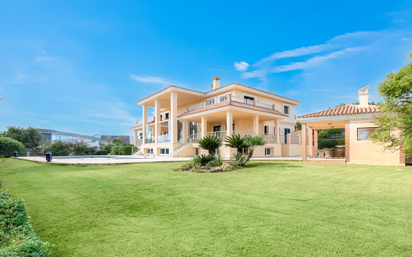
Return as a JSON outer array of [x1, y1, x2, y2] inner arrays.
[[234, 61, 250, 71], [271, 47, 366, 73], [401, 37, 410, 41], [256, 44, 329, 66], [239, 31, 377, 82], [130, 74, 172, 85]]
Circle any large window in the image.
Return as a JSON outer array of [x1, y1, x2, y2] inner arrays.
[[160, 148, 169, 155], [264, 125, 269, 135], [283, 104, 291, 115], [265, 148, 271, 156], [219, 95, 227, 102], [357, 127, 377, 140], [206, 98, 215, 106], [146, 149, 153, 154]]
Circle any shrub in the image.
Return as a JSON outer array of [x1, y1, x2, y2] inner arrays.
[[181, 164, 190, 171], [0, 183, 51, 256], [335, 138, 345, 145], [319, 139, 337, 149], [206, 159, 220, 168], [96, 149, 108, 155], [199, 154, 215, 166], [0, 137, 27, 158], [318, 131, 329, 140], [110, 146, 121, 155], [221, 164, 233, 172], [120, 145, 134, 155], [42, 140, 72, 156]]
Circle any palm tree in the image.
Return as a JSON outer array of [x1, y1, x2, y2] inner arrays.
[[199, 135, 222, 155], [225, 134, 246, 152], [241, 135, 265, 166], [225, 134, 247, 160]]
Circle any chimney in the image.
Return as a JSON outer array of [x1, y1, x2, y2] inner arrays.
[[211, 76, 221, 90], [358, 85, 369, 107]]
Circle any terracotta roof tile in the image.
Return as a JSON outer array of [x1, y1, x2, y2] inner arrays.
[[297, 104, 380, 119], [136, 83, 301, 104], [129, 119, 168, 129]]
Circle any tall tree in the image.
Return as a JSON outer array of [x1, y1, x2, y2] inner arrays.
[[2, 126, 43, 149], [369, 52, 412, 157]]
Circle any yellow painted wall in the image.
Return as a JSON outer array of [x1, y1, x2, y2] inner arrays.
[[253, 144, 282, 157], [281, 144, 302, 156], [349, 120, 401, 165]]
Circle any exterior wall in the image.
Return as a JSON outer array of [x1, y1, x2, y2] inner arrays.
[[253, 144, 282, 157], [281, 144, 302, 156], [349, 120, 402, 165]]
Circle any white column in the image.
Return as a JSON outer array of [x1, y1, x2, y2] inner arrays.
[[275, 119, 281, 144], [302, 123, 307, 161], [142, 105, 147, 145], [155, 99, 161, 144], [252, 115, 259, 134], [134, 130, 137, 146], [226, 111, 233, 137], [170, 92, 178, 144], [201, 116, 208, 138], [182, 120, 187, 140], [308, 127, 313, 158]]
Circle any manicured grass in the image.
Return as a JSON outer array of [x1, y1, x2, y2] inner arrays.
[[0, 159, 411, 256]]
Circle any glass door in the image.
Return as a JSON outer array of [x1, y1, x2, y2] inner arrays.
[[284, 128, 291, 144]]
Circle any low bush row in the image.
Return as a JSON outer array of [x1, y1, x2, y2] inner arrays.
[[0, 182, 51, 256], [318, 138, 346, 149], [0, 136, 27, 157], [110, 145, 138, 155]]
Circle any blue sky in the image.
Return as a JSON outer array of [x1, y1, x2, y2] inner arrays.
[[1, 0, 412, 136]]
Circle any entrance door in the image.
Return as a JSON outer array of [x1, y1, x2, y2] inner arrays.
[[284, 128, 291, 144], [213, 125, 221, 137]]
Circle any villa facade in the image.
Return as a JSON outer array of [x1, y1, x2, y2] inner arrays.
[[130, 77, 302, 158]]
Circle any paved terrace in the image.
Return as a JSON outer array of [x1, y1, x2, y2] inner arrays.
[[16, 156, 303, 165]]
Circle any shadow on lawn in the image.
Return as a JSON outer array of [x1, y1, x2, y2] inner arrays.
[[244, 161, 303, 169]]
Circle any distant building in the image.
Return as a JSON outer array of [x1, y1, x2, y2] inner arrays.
[[100, 135, 133, 145], [39, 129, 105, 148]]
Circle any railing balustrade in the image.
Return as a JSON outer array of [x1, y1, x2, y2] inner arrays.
[[256, 101, 273, 109], [145, 136, 155, 144], [186, 96, 275, 112], [291, 135, 300, 144], [158, 134, 171, 143], [259, 133, 277, 143], [187, 102, 205, 111], [205, 131, 227, 139]]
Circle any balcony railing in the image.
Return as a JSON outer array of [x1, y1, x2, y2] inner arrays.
[[186, 95, 275, 112], [291, 135, 300, 144], [145, 136, 155, 144], [158, 134, 171, 143]]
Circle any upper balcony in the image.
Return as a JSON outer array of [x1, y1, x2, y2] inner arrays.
[[179, 95, 288, 119]]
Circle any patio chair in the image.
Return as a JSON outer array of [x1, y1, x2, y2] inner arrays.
[[316, 148, 325, 158], [323, 148, 333, 158], [335, 148, 345, 158]]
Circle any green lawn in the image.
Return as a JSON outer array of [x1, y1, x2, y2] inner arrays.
[[0, 159, 411, 256]]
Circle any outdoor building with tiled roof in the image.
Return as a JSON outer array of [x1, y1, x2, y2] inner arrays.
[[296, 86, 407, 166], [130, 77, 303, 158]]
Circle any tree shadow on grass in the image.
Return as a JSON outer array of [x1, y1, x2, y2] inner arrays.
[[244, 161, 303, 169]]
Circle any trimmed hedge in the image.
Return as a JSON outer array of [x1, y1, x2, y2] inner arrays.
[[0, 137, 27, 158], [0, 182, 51, 256], [335, 138, 345, 145], [110, 145, 135, 155], [318, 139, 337, 149]]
